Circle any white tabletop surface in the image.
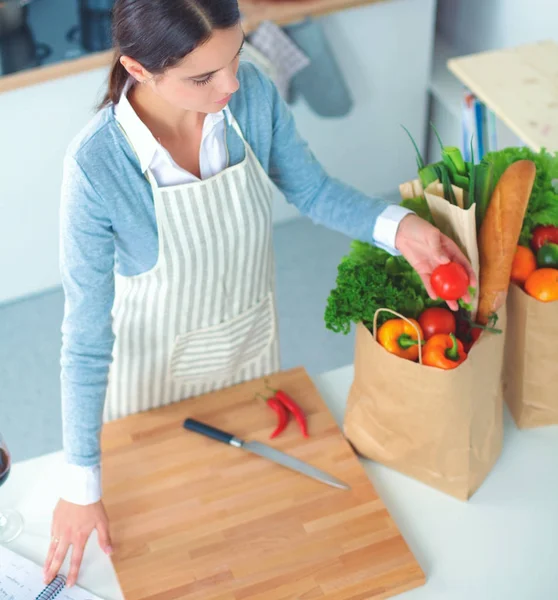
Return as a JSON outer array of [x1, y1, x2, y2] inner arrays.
[[2, 365, 558, 600]]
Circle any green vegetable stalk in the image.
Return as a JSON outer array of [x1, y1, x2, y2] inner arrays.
[[401, 125, 440, 190], [466, 138, 475, 210], [400, 196, 435, 224], [474, 161, 494, 229], [438, 163, 458, 206], [419, 165, 439, 189], [431, 122, 468, 192]]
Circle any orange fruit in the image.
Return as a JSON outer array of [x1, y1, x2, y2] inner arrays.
[[524, 268, 558, 302], [510, 245, 537, 285]]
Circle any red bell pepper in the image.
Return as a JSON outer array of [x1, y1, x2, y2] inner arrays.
[[530, 225, 558, 252]]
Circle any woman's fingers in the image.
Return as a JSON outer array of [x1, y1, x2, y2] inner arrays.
[[43, 536, 70, 584], [441, 235, 478, 288], [66, 533, 88, 587], [43, 536, 59, 581], [419, 272, 438, 301], [96, 519, 113, 556]]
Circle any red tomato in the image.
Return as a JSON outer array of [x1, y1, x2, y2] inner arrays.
[[430, 262, 470, 301], [418, 307, 456, 340]]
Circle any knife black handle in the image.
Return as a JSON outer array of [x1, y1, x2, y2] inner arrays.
[[183, 418, 235, 445]]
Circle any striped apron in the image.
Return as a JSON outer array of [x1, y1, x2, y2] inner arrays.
[[104, 116, 281, 421]]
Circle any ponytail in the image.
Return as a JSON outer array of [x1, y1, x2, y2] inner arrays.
[[98, 53, 129, 110]]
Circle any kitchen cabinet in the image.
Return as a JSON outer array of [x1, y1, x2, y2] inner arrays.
[[0, 0, 389, 92]]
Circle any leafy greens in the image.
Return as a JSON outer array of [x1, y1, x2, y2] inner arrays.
[[324, 241, 443, 334]]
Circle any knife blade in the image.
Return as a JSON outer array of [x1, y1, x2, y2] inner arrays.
[[183, 418, 350, 491]]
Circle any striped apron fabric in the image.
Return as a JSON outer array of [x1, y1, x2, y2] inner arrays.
[[104, 117, 281, 421]]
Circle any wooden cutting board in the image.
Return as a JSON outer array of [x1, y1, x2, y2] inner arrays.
[[101, 367, 425, 599]]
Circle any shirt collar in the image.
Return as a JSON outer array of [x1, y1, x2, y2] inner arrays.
[[114, 78, 232, 173]]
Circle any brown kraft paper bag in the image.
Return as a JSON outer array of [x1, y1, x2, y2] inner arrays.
[[503, 284, 558, 428], [344, 307, 507, 501]]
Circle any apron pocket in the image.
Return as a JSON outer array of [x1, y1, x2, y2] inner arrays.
[[170, 292, 276, 382]]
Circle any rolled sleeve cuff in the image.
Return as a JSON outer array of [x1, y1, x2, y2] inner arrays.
[[60, 462, 102, 505], [372, 204, 414, 255]]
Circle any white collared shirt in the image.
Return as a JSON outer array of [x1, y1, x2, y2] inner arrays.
[[114, 80, 231, 186]]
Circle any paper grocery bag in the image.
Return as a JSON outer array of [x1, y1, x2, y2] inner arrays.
[[344, 308, 506, 501], [503, 284, 558, 428], [400, 179, 480, 316]]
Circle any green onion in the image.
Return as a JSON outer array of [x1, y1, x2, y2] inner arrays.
[[418, 164, 439, 189], [401, 125, 425, 171], [430, 121, 467, 177], [451, 172, 470, 191], [474, 161, 494, 228], [438, 164, 457, 206], [465, 138, 475, 209]]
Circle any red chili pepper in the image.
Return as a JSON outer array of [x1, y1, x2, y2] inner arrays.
[[267, 385, 308, 438], [256, 393, 290, 439], [267, 397, 289, 439]]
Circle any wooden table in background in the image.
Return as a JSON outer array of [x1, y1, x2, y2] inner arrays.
[[448, 40, 558, 152]]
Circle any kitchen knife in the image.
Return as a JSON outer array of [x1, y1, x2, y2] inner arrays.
[[183, 418, 350, 491]]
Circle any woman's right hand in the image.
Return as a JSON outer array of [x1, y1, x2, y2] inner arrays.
[[43, 499, 113, 587]]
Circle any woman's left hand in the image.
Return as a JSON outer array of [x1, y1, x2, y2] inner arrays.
[[395, 214, 477, 311]]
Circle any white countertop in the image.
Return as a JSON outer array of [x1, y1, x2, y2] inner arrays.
[[2, 365, 558, 599]]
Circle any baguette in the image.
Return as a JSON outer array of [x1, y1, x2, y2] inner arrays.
[[477, 159, 536, 325]]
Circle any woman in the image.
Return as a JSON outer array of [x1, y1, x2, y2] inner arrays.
[[44, 0, 475, 586]]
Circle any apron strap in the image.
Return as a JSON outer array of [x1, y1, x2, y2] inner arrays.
[[227, 112, 248, 144]]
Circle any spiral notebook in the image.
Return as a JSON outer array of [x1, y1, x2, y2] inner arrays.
[[0, 545, 103, 600]]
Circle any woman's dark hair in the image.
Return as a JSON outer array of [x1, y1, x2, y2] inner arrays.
[[99, 0, 241, 108]]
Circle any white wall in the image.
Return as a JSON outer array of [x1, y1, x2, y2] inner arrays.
[[0, 0, 436, 305], [437, 0, 558, 56], [0, 68, 107, 304], [291, 0, 436, 199]]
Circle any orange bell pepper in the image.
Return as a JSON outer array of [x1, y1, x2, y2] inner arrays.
[[377, 318, 423, 361], [422, 333, 467, 369]]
